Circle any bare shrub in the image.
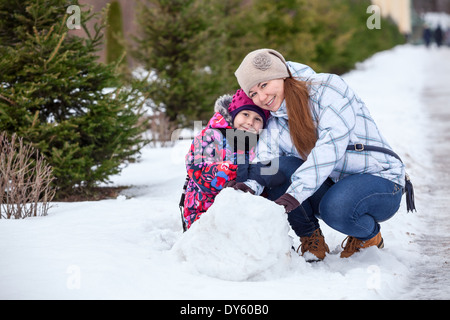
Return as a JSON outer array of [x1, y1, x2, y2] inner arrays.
[[0, 132, 55, 219]]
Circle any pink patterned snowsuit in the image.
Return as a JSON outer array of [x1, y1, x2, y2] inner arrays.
[[183, 95, 257, 229]]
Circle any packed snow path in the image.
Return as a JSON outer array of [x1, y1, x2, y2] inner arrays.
[[403, 47, 450, 299]]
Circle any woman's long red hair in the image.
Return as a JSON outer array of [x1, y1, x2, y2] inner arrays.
[[283, 77, 316, 158]]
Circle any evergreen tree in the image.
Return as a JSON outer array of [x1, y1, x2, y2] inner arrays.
[[0, 0, 147, 198], [251, 0, 405, 74], [340, 0, 405, 73], [106, 1, 126, 65], [133, 0, 220, 126], [201, 0, 262, 94], [132, 0, 405, 127]]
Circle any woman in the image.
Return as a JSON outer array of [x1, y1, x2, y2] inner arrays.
[[232, 48, 406, 260]]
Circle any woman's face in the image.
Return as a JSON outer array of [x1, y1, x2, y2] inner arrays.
[[248, 78, 285, 112], [233, 110, 264, 133]]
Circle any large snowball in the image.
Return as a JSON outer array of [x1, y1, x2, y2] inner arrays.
[[173, 188, 293, 281]]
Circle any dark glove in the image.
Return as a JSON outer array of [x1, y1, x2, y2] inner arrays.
[[223, 180, 237, 188], [225, 181, 255, 195], [248, 161, 286, 187], [274, 193, 300, 213], [236, 161, 286, 187]]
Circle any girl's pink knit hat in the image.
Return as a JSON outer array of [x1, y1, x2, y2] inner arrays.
[[229, 89, 270, 128]]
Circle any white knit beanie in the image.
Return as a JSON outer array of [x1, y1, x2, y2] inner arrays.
[[234, 48, 290, 96]]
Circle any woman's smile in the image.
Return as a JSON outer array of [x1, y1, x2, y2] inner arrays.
[[249, 78, 285, 112]]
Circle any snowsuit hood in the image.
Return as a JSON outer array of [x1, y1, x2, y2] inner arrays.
[[210, 94, 233, 128]]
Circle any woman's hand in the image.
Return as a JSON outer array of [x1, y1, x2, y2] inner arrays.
[[274, 193, 300, 213]]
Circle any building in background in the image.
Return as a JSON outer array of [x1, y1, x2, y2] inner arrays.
[[371, 0, 412, 35], [413, 0, 450, 14], [70, 0, 138, 66]]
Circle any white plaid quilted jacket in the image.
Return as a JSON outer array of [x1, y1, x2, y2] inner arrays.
[[246, 61, 405, 204]]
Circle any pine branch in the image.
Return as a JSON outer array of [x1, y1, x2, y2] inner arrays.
[[0, 94, 16, 106], [44, 32, 66, 69]]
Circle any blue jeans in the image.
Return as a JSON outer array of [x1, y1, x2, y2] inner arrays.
[[265, 156, 403, 240]]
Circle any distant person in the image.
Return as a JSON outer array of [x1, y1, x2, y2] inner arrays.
[[434, 25, 443, 47], [445, 29, 450, 46], [423, 26, 432, 47]]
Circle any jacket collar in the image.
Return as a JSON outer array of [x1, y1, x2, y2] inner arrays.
[[271, 100, 288, 119]]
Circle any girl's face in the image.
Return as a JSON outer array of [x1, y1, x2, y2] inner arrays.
[[233, 110, 264, 133], [248, 78, 285, 112]]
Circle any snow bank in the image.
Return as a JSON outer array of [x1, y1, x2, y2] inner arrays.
[[172, 189, 292, 281]]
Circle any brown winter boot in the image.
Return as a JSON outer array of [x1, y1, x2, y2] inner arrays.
[[340, 232, 384, 258], [298, 228, 330, 261]]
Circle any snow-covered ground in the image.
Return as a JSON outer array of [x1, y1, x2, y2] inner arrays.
[[1, 44, 449, 300]]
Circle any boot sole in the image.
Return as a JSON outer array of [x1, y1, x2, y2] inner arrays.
[[292, 247, 326, 262], [303, 253, 324, 263], [378, 237, 384, 249]]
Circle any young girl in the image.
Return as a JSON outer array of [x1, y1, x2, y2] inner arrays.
[[232, 48, 413, 260], [183, 89, 279, 230]]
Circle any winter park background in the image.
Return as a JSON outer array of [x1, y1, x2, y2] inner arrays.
[[1, 2, 450, 301], [1, 44, 449, 300]]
